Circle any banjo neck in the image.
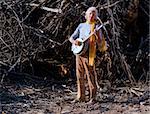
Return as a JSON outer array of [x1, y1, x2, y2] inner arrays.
[[82, 21, 109, 42]]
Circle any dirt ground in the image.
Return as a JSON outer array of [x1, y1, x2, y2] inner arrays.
[[0, 79, 150, 114]]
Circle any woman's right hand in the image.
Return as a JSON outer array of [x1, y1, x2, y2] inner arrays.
[[74, 40, 82, 46]]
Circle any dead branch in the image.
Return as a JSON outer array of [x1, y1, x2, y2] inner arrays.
[[27, 3, 62, 13]]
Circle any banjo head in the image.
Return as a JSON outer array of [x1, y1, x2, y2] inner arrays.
[[72, 39, 89, 55], [72, 43, 84, 55]]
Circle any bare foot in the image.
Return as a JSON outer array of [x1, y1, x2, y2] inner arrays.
[[86, 99, 97, 105], [71, 98, 85, 103]]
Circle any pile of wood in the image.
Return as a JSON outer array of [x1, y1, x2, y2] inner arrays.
[[0, 0, 149, 85]]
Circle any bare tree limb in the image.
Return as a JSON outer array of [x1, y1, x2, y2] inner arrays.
[[26, 3, 62, 13]]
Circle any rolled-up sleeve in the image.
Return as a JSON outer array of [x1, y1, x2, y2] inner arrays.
[[96, 29, 108, 52], [69, 24, 80, 41], [96, 29, 103, 46]]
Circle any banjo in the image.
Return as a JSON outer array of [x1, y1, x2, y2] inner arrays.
[[71, 21, 109, 55]]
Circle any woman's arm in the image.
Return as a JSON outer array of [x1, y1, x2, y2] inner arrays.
[[69, 24, 82, 46], [96, 29, 108, 52]]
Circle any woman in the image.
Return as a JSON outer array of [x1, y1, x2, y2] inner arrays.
[[69, 7, 107, 103]]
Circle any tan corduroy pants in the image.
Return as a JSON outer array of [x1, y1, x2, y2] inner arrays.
[[76, 55, 97, 101]]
